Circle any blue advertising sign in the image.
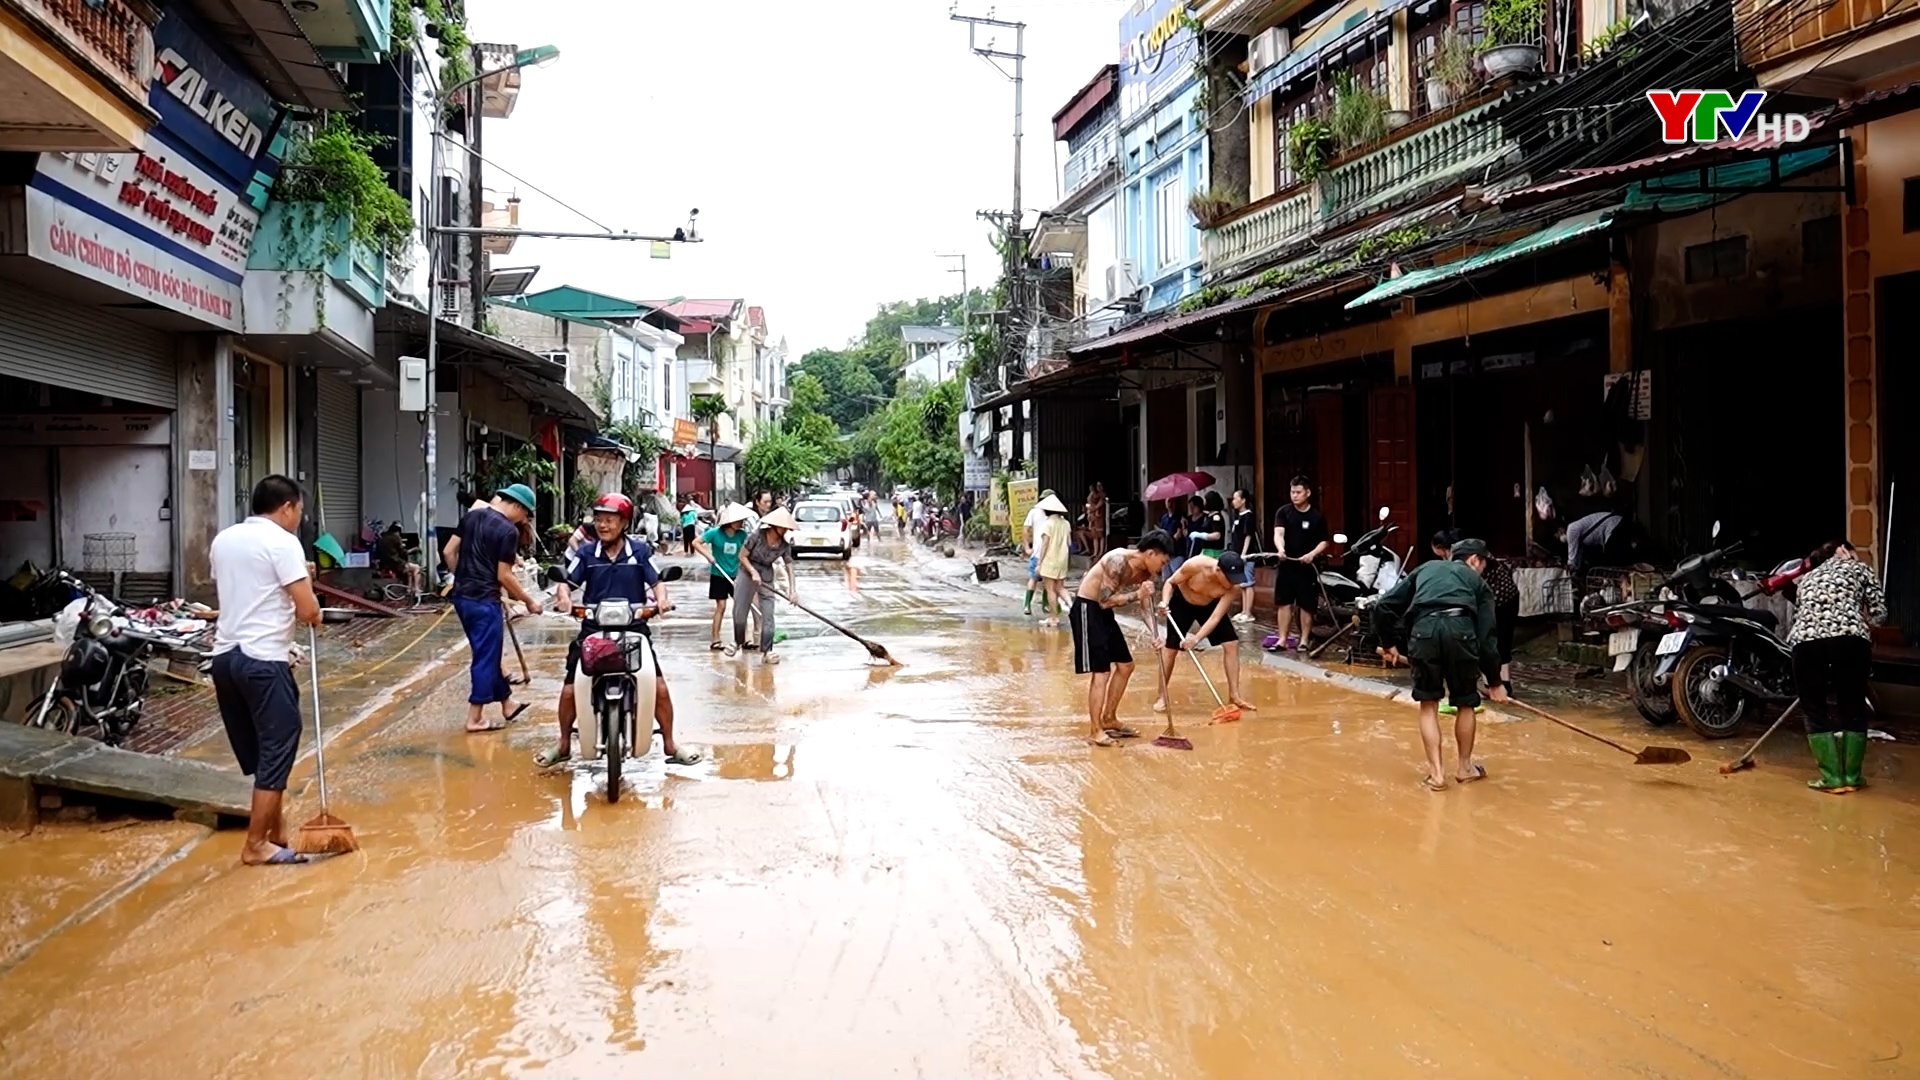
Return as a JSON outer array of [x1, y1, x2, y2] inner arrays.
[[148, 12, 275, 192], [1118, 0, 1196, 122]]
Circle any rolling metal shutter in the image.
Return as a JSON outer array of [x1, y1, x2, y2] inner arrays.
[[0, 282, 176, 407], [315, 372, 362, 545]]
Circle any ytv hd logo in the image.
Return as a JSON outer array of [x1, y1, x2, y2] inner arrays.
[[1645, 90, 1811, 145]]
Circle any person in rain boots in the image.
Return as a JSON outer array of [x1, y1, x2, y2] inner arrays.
[[1786, 540, 1886, 793], [1374, 539, 1511, 790]]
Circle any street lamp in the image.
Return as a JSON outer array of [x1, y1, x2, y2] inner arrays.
[[419, 46, 558, 566]]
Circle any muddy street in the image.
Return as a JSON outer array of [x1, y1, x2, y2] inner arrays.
[[1, 541, 1917, 1079]]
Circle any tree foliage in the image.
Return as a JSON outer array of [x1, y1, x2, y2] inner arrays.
[[794, 348, 882, 428], [873, 379, 964, 502], [742, 426, 825, 498]]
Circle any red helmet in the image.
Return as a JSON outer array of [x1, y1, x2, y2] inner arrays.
[[591, 493, 634, 520]]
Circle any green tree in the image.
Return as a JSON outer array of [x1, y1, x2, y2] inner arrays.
[[783, 372, 842, 463], [742, 425, 825, 497], [794, 348, 882, 428], [873, 378, 964, 502]]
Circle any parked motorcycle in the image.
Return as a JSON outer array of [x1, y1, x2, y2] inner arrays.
[[566, 565, 684, 802], [28, 572, 204, 745], [1320, 506, 1405, 619]]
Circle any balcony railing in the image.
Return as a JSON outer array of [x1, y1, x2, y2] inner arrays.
[[7, 0, 156, 105], [247, 201, 387, 312], [1063, 126, 1118, 196], [1204, 100, 1507, 279]]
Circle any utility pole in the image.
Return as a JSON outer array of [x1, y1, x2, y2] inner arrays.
[[938, 252, 968, 327]]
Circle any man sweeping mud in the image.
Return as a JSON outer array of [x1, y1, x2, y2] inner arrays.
[[1152, 551, 1257, 715], [1373, 538, 1510, 790], [1071, 531, 1172, 746]]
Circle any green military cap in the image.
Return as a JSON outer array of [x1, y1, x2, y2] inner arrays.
[[1450, 538, 1490, 560]]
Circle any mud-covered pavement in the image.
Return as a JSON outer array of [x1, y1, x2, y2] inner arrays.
[[2, 538, 1918, 1078]]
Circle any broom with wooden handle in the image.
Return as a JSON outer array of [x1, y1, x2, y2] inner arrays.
[[292, 624, 359, 855]]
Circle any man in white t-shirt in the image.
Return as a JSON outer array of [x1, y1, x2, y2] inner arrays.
[[209, 475, 322, 866], [1022, 488, 1057, 617]]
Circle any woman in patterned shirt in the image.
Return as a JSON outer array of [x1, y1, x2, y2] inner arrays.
[[1787, 541, 1887, 793]]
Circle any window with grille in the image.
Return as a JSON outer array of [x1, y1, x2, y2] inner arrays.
[[1273, 87, 1319, 190], [1155, 172, 1186, 269]]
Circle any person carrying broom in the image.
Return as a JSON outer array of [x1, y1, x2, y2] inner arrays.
[[1070, 530, 1173, 747], [1152, 551, 1258, 718], [208, 476, 323, 866], [1373, 538, 1511, 791]]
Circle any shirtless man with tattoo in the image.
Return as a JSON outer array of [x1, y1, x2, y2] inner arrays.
[[1153, 551, 1258, 715], [1071, 530, 1173, 746]]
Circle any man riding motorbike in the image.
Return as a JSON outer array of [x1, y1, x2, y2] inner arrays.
[[534, 493, 703, 769]]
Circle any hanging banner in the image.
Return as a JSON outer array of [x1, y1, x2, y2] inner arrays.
[[990, 475, 1009, 527], [149, 12, 276, 193]]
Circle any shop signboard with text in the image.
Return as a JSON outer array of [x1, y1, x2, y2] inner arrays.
[[1118, 0, 1194, 122], [149, 12, 277, 193], [1007, 477, 1039, 531]]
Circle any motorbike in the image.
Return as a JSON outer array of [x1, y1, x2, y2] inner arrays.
[[1319, 506, 1405, 618], [566, 564, 684, 802], [28, 572, 206, 745]]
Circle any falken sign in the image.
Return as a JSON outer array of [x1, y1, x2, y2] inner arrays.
[[148, 12, 274, 192], [1118, 0, 1195, 121]]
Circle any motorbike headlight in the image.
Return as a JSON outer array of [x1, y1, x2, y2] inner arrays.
[[87, 615, 113, 639], [594, 600, 633, 628]]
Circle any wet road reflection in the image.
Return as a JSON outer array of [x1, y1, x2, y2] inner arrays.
[[1, 538, 1917, 1078]]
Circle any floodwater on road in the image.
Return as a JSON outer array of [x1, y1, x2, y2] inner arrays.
[[2, 540, 1917, 1079]]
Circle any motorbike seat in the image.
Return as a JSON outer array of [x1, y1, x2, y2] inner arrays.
[[1702, 603, 1777, 628]]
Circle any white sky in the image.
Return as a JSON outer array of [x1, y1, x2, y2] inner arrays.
[[465, 0, 1128, 354]]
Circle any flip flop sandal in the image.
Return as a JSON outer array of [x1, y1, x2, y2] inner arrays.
[[503, 702, 531, 725], [665, 749, 704, 766], [533, 747, 571, 769], [1151, 700, 1168, 713], [1104, 725, 1142, 739], [1088, 731, 1118, 747], [1422, 775, 1450, 792], [710, 641, 725, 651], [259, 846, 309, 865], [1455, 763, 1488, 785]]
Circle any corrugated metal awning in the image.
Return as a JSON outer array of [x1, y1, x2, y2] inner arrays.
[[1242, 0, 1413, 105], [1344, 208, 1616, 308]]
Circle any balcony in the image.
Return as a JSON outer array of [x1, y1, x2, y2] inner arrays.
[[1739, 0, 1920, 92], [286, 0, 390, 64], [477, 44, 522, 118], [0, 0, 158, 152], [244, 201, 388, 352], [1062, 125, 1118, 197], [481, 198, 519, 254], [1204, 101, 1507, 281]]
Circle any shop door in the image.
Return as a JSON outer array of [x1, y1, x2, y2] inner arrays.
[[0, 283, 176, 407], [1369, 386, 1416, 536], [1880, 274, 1920, 641], [233, 358, 274, 522], [1145, 387, 1188, 484], [315, 373, 363, 547]]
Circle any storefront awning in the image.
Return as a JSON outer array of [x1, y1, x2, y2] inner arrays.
[[374, 303, 598, 425], [1344, 208, 1618, 309]]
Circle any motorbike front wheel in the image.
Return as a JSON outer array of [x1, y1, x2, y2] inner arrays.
[[1627, 642, 1677, 726], [604, 703, 624, 802], [1672, 645, 1748, 739]]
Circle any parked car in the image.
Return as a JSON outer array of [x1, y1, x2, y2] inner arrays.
[[790, 499, 854, 559]]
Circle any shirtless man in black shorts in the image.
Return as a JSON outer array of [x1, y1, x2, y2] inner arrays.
[[1071, 530, 1173, 747], [1153, 551, 1258, 715]]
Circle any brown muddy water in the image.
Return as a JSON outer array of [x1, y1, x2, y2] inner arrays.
[[1, 542, 1917, 1078]]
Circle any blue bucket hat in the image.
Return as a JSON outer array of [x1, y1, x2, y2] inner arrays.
[[497, 483, 538, 512]]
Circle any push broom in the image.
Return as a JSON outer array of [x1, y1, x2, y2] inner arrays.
[[1141, 600, 1192, 749], [1165, 613, 1243, 723], [292, 625, 359, 855]]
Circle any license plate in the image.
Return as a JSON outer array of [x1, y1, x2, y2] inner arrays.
[[806, 535, 828, 545], [1607, 628, 1640, 657], [1655, 630, 1689, 656]]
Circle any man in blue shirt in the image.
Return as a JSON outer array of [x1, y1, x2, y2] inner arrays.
[[442, 484, 543, 732], [535, 493, 703, 769]]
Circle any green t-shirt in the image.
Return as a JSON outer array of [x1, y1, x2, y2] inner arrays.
[[680, 506, 698, 527], [702, 525, 744, 578]]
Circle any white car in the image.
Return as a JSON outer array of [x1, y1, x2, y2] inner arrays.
[[790, 499, 854, 559]]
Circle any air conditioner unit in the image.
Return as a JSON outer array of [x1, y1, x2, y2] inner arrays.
[[539, 350, 569, 368], [1107, 259, 1142, 299], [1250, 27, 1292, 73], [437, 282, 462, 319]]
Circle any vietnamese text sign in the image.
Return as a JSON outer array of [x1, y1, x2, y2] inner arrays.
[[0, 414, 172, 446], [964, 451, 992, 491], [673, 418, 699, 445], [24, 185, 244, 329], [39, 145, 259, 278], [1007, 478, 1038, 535], [990, 476, 1009, 527]]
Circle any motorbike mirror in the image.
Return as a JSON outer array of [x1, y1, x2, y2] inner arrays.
[[1333, 533, 1350, 545], [660, 566, 686, 582], [1378, 506, 1391, 521], [1711, 520, 1722, 540]]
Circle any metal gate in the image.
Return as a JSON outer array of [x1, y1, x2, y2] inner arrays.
[[0, 283, 176, 407], [315, 372, 362, 546]]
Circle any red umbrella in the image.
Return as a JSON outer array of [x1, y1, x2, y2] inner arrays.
[[1142, 471, 1217, 504]]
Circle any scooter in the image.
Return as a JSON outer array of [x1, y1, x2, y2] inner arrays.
[[1321, 506, 1405, 617], [28, 571, 199, 745], [566, 565, 684, 802]]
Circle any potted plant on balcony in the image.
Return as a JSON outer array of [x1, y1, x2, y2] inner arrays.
[[1287, 117, 1337, 183], [1480, 0, 1545, 79], [1187, 185, 1238, 228], [1328, 71, 1390, 150], [261, 117, 415, 327], [1426, 28, 1478, 111]]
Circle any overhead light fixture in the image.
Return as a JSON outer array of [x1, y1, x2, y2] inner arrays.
[[291, 0, 318, 10]]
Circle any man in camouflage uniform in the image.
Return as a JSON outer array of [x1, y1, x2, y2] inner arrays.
[[1374, 538, 1511, 790]]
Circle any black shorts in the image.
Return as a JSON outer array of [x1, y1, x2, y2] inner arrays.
[[211, 650, 302, 792], [565, 628, 659, 684], [1408, 613, 1486, 709], [709, 573, 734, 601], [1165, 590, 1238, 649], [1272, 560, 1318, 606], [1070, 597, 1132, 674]]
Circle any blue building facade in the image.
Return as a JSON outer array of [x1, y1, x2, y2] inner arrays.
[[1117, 0, 1207, 313]]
